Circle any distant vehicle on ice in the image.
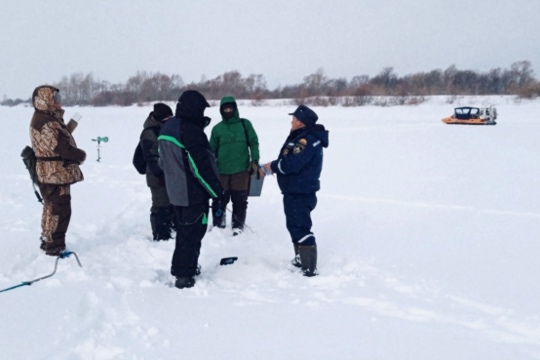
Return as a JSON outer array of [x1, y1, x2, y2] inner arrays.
[[442, 106, 497, 125]]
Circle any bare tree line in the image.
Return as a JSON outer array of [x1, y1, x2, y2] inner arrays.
[[3, 61, 540, 107]]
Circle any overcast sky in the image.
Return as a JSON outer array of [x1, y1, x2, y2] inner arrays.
[[1, 0, 539, 99]]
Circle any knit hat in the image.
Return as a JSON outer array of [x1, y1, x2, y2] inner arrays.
[[289, 105, 318, 126], [153, 103, 173, 121]]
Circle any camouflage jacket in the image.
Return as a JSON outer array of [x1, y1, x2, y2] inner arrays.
[[29, 86, 86, 185]]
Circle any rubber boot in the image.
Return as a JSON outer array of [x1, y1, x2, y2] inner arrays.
[[298, 244, 318, 277], [291, 243, 301, 268], [231, 190, 248, 232]]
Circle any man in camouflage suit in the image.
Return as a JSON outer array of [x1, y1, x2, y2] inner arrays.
[[30, 85, 86, 256]]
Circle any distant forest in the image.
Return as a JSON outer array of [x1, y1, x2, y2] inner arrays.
[[3, 61, 540, 107]]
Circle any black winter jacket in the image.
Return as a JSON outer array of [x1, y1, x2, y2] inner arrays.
[[140, 113, 164, 188], [158, 115, 222, 206]]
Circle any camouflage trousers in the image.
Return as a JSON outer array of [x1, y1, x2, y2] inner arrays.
[[38, 183, 72, 255]]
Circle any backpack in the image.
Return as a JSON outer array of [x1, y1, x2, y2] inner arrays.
[[133, 126, 160, 175], [132, 142, 146, 175], [21, 146, 39, 184]]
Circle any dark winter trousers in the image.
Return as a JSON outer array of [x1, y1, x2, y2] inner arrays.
[[283, 192, 317, 246], [149, 185, 174, 240], [171, 202, 209, 278], [212, 172, 249, 229], [38, 183, 71, 254]]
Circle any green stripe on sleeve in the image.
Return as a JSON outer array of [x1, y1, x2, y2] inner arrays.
[[159, 135, 218, 198]]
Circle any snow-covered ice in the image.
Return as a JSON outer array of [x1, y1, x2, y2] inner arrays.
[[1, 96, 540, 359]]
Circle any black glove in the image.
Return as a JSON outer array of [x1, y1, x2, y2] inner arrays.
[[211, 190, 226, 204], [248, 161, 259, 175], [211, 194, 225, 222], [250, 161, 265, 179]]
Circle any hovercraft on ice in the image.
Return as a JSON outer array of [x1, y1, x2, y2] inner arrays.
[[442, 106, 497, 125]]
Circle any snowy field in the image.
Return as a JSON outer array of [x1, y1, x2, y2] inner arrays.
[[1, 96, 540, 359]]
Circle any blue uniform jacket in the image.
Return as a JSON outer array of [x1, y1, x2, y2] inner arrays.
[[270, 124, 329, 194]]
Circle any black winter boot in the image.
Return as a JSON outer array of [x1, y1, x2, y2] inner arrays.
[[291, 243, 301, 268], [175, 276, 196, 289], [298, 245, 318, 277], [231, 190, 248, 230], [154, 207, 173, 240]]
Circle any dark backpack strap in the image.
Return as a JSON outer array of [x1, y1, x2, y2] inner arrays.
[[240, 119, 250, 147]]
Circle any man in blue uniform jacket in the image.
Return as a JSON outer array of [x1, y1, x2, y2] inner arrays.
[[264, 105, 329, 276]]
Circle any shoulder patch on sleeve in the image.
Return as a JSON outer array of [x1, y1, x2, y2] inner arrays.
[[293, 138, 308, 154]]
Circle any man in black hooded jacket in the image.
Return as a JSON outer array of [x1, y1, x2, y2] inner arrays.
[[158, 90, 223, 289], [140, 103, 174, 241]]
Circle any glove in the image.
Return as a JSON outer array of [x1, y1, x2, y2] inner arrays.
[[211, 191, 225, 204], [248, 161, 259, 175]]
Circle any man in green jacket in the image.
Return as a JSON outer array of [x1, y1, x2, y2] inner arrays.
[[209, 96, 262, 235]]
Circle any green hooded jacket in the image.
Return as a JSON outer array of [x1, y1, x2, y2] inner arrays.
[[209, 96, 260, 175]]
